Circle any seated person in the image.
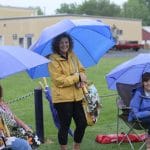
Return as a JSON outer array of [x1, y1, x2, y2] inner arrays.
[[0, 84, 32, 150], [128, 72, 150, 150]]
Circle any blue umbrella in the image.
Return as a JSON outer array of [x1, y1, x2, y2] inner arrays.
[[40, 79, 73, 137], [0, 45, 50, 79], [106, 53, 150, 90], [28, 19, 115, 79]]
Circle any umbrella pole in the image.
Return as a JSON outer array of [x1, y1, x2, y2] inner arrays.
[[34, 87, 44, 143]]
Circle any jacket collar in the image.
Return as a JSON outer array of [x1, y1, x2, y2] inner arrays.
[[136, 87, 150, 99], [59, 52, 68, 60], [50, 51, 73, 61]]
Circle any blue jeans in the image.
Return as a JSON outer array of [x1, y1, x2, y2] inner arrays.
[[7, 137, 32, 150]]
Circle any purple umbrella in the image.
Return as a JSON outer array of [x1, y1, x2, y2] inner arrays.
[[0, 45, 50, 79], [106, 53, 150, 90]]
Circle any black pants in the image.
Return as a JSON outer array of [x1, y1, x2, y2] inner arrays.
[[139, 117, 150, 135], [54, 101, 87, 145]]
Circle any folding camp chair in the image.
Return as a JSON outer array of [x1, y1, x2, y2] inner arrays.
[[116, 83, 147, 150], [0, 117, 12, 150]]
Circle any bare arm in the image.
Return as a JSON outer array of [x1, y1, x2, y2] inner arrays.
[[14, 115, 33, 132]]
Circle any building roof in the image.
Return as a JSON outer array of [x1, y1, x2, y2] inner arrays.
[[0, 5, 35, 10], [143, 26, 150, 33], [0, 14, 142, 22], [142, 26, 150, 40]]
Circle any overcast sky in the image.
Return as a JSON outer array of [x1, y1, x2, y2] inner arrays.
[[0, 0, 127, 15]]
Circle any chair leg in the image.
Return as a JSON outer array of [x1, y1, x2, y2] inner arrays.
[[118, 130, 135, 150], [117, 107, 119, 144], [117, 114, 135, 150], [139, 141, 146, 150]]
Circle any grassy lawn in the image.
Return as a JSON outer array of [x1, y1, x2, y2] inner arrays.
[[0, 56, 145, 150]]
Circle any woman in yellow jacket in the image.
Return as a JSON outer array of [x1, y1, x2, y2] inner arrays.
[[48, 33, 87, 150]]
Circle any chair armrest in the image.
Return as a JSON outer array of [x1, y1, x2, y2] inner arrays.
[[121, 107, 131, 110], [116, 98, 130, 110]]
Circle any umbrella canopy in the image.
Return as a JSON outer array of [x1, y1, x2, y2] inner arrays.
[[28, 19, 115, 79], [106, 53, 150, 90], [0, 45, 50, 79]]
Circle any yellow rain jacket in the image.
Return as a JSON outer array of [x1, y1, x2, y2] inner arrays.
[[48, 51, 86, 103]]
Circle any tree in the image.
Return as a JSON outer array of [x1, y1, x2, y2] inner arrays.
[[56, 0, 121, 17], [56, 3, 78, 14], [36, 7, 44, 15], [55, 0, 150, 25], [140, 0, 150, 25], [79, 0, 121, 17], [122, 0, 150, 25]]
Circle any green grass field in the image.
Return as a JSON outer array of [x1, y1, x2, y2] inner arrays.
[[0, 56, 145, 149]]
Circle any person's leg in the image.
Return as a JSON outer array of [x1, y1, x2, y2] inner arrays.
[[140, 117, 150, 128], [147, 134, 150, 150], [73, 142, 80, 150], [60, 145, 67, 150], [73, 101, 87, 150], [54, 102, 73, 150], [139, 117, 150, 150], [6, 137, 32, 150]]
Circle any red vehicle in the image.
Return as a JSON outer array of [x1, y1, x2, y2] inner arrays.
[[115, 41, 144, 51]]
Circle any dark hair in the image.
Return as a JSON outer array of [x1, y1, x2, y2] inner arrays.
[[52, 32, 73, 54], [0, 85, 3, 98], [142, 72, 150, 82]]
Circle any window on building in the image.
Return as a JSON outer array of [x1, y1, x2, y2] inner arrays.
[[27, 37, 32, 48], [19, 38, 24, 47], [0, 35, 4, 45], [12, 34, 17, 40], [117, 30, 123, 35], [25, 34, 33, 48]]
